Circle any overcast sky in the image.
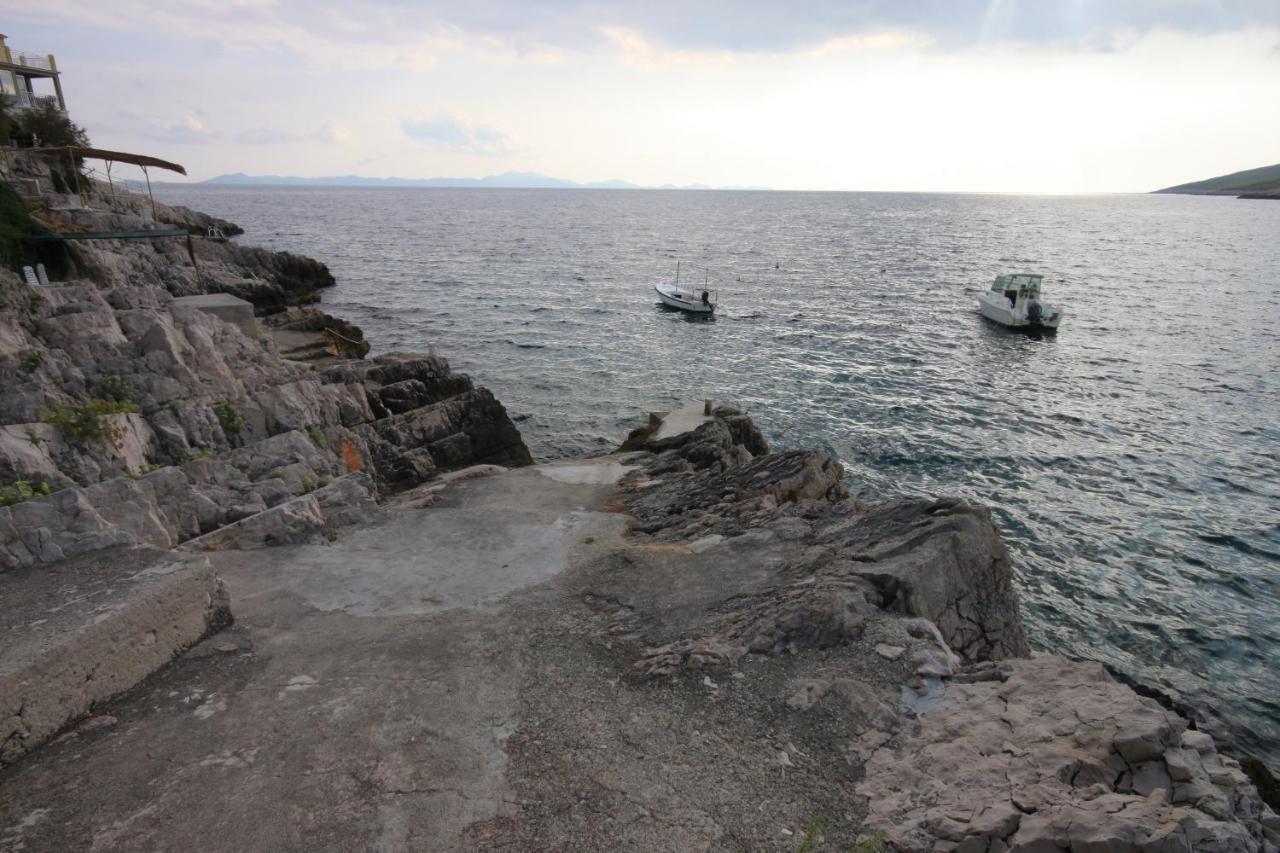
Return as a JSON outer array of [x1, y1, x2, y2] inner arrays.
[[7, 1, 1279, 191]]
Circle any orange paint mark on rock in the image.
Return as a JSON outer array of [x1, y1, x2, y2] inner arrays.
[[340, 438, 364, 473]]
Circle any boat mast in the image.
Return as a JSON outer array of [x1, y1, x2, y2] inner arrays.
[[676, 261, 680, 285]]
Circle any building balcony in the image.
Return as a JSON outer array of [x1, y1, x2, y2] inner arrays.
[[8, 90, 62, 111], [8, 50, 53, 71]]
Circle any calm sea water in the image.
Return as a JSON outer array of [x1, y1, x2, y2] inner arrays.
[[156, 185, 1280, 771]]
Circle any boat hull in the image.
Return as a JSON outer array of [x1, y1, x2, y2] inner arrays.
[[655, 284, 715, 313], [977, 293, 1062, 330]]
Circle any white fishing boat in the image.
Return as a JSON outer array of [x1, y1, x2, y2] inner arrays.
[[977, 273, 1063, 330], [655, 263, 716, 314]]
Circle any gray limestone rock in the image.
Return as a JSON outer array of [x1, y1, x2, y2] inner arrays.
[[857, 657, 1276, 852]]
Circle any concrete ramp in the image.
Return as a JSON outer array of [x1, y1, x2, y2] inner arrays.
[[0, 547, 230, 766], [653, 400, 714, 441]]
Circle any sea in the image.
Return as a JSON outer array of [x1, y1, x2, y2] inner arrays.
[[155, 184, 1280, 772]]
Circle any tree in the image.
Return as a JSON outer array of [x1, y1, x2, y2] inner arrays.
[[0, 94, 14, 144], [17, 103, 90, 148]]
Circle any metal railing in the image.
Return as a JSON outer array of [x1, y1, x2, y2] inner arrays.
[[9, 90, 61, 111], [10, 51, 54, 70]]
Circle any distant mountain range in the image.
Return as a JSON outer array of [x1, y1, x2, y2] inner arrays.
[[201, 171, 766, 190], [1154, 163, 1280, 199]]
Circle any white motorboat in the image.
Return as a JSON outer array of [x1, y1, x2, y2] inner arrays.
[[977, 273, 1063, 330], [655, 263, 716, 314]]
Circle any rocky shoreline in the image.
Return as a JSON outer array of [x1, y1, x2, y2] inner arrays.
[[1, 151, 1277, 851]]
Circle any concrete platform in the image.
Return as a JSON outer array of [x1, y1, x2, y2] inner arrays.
[[0, 547, 231, 767], [0, 459, 630, 851], [652, 400, 714, 441], [172, 293, 259, 339]]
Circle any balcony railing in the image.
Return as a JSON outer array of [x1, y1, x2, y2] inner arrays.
[[8, 50, 54, 71], [9, 90, 62, 111]]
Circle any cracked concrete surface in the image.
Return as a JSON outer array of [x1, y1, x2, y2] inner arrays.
[[0, 459, 627, 852], [2, 446, 1275, 852]]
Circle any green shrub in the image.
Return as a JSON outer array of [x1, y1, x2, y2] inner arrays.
[[300, 476, 317, 494], [19, 351, 42, 373], [0, 94, 14, 145], [0, 181, 74, 276], [850, 832, 888, 853], [18, 102, 90, 148], [40, 397, 136, 442], [0, 479, 52, 507], [96, 375, 135, 404], [798, 814, 828, 853], [306, 425, 328, 448], [214, 400, 244, 436]]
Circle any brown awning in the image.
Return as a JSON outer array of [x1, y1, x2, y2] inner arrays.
[[25, 147, 187, 175]]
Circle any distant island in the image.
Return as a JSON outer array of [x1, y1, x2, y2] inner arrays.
[[1154, 163, 1280, 199], [200, 171, 766, 191]]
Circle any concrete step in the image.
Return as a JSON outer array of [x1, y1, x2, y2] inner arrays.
[[182, 472, 379, 551], [0, 546, 231, 767]]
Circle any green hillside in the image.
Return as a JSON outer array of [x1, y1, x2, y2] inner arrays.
[[1155, 163, 1280, 196]]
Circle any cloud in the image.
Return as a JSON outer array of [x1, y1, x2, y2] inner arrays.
[[401, 114, 523, 155], [233, 124, 355, 145], [12, 0, 1280, 69], [325, 124, 354, 144], [153, 114, 218, 145]]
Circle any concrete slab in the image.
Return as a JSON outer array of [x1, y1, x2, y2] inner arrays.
[[172, 293, 259, 339], [0, 461, 628, 852], [652, 400, 713, 441], [0, 546, 230, 766], [536, 458, 637, 485]]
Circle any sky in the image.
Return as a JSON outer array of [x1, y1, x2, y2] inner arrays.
[[6, 1, 1280, 192]]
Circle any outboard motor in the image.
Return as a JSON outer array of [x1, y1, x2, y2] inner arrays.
[[1027, 300, 1044, 326]]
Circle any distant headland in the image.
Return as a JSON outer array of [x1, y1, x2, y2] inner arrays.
[[1154, 163, 1280, 199]]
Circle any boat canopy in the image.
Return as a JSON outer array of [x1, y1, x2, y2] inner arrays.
[[992, 273, 1042, 297]]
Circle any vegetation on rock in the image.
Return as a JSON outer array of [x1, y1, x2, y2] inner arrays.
[[0, 478, 52, 507], [0, 182, 73, 275], [40, 397, 137, 443], [18, 351, 42, 373], [214, 399, 245, 437], [12, 102, 90, 148], [0, 94, 14, 145]]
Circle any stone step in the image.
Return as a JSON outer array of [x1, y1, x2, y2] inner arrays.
[[0, 546, 231, 767], [182, 472, 379, 551]]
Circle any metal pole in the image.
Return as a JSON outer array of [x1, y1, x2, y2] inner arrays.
[[143, 165, 156, 221], [187, 234, 203, 286], [106, 161, 115, 208]]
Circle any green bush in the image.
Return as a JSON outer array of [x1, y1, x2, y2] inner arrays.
[[306, 425, 328, 447], [798, 814, 828, 853], [0, 94, 14, 145], [0, 182, 74, 276], [0, 479, 52, 507], [40, 397, 136, 442], [19, 351, 42, 373], [96, 375, 135, 404], [18, 102, 89, 148], [214, 400, 244, 436], [850, 832, 888, 853]]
